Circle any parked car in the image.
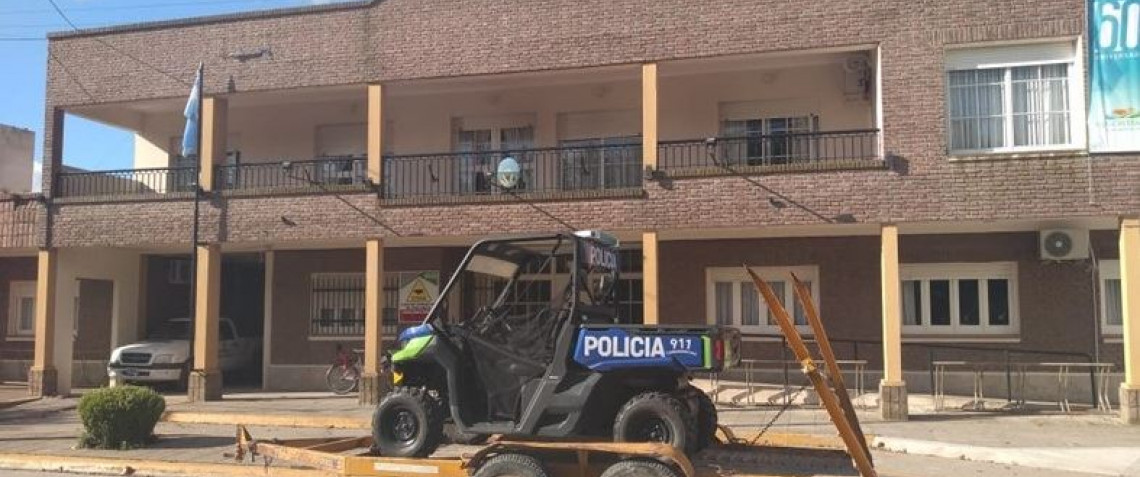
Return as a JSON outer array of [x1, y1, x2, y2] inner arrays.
[[107, 317, 258, 387]]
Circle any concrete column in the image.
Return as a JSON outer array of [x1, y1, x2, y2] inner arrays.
[[189, 244, 222, 402], [641, 63, 658, 170], [199, 97, 228, 192], [367, 84, 385, 185], [642, 231, 660, 325], [360, 238, 390, 405], [879, 224, 908, 420], [1120, 217, 1140, 424], [28, 249, 58, 397]]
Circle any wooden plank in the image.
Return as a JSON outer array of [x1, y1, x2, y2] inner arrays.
[[744, 266, 878, 477], [791, 272, 872, 462]]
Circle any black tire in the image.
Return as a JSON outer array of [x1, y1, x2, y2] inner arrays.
[[473, 453, 549, 477], [691, 387, 718, 450], [600, 459, 681, 477], [613, 392, 697, 454], [325, 364, 359, 395], [372, 386, 444, 458], [445, 422, 490, 445]]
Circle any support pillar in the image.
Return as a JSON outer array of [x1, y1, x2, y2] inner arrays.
[[188, 244, 222, 402], [367, 84, 385, 185], [360, 238, 391, 405], [1120, 217, 1140, 424], [199, 96, 228, 192], [28, 249, 58, 397], [642, 231, 660, 325], [641, 63, 658, 171], [879, 224, 908, 420]]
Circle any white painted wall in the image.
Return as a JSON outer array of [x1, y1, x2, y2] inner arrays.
[[130, 63, 874, 167], [52, 248, 141, 394], [0, 125, 34, 194]]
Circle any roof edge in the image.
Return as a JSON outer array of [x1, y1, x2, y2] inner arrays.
[[47, 0, 376, 40]]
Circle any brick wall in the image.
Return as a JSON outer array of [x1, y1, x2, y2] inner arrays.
[[38, 0, 1140, 248]]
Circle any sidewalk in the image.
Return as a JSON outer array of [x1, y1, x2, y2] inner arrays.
[[1, 383, 1138, 476]]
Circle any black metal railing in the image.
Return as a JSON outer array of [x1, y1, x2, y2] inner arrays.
[[55, 166, 198, 199], [658, 129, 881, 173], [215, 156, 368, 192], [382, 143, 642, 199]]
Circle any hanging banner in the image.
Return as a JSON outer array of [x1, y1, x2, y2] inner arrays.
[[1089, 0, 1140, 152], [398, 271, 439, 324]]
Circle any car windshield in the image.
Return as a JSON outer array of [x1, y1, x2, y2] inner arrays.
[[152, 320, 191, 340]]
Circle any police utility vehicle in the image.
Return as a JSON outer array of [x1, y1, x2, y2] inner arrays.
[[374, 231, 740, 458]]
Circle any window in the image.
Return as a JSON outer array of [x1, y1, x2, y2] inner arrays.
[[558, 136, 642, 190], [706, 266, 820, 333], [309, 273, 406, 337], [945, 41, 1084, 153], [454, 116, 535, 193], [7, 281, 36, 338], [720, 116, 816, 165], [901, 263, 1018, 335], [1100, 260, 1122, 335]]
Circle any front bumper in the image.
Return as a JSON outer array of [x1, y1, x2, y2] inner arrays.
[[107, 364, 183, 382]]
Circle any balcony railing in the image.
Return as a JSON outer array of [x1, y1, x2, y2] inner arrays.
[[214, 156, 368, 193], [55, 166, 198, 199], [383, 143, 642, 200], [658, 129, 882, 175]]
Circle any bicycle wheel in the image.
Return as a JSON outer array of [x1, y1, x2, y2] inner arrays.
[[326, 364, 359, 395]]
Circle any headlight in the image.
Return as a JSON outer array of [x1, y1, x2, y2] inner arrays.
[[152, 354, 173, 364]]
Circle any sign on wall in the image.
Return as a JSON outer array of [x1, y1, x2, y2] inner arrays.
[[398, 271, 440, 324], [1089, 0, 1140, 152]]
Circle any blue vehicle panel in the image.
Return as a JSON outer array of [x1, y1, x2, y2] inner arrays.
[[573, 327, 705, 372]]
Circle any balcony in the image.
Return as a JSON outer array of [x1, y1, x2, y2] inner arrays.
[[55, 166, 198, 201], [383, 142, 642, 204], [658, 129, 883, 177]]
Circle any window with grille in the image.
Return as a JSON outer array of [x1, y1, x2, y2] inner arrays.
[[706, 266, 819, 333], [720, 116, 816, 165], [901, 263, 1018, 335], [945, 41, 1082, 153], [309, 273, 401, 337], [1100, 260, 1122, 335], [558, 136, 642, 190]]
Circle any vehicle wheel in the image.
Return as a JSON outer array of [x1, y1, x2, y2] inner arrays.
[[473, 453, 549, 477], [372, 386, 443, 458], [691, 387, 718, 450], [613, 392, 697, 454], [325, 364, 359, 395], [445, 422, 490, 445], [600, 459, 681, 477]]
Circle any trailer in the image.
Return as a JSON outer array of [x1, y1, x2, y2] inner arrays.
[[233, 425, 860, 477], [230, 263, 878, 477]]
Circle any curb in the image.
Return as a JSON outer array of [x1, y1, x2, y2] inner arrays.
[[871, 436, 1140, 476], [161, 410, 370, 429], [0, 452, 328, 477], [0, 396, 39, 410]]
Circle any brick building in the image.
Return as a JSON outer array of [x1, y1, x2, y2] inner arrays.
[[0, 0, 1137, 422]]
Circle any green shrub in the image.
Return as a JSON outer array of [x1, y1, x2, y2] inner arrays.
[[76, 386, 165, 450]]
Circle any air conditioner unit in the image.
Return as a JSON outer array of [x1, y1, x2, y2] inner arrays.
[[1039, 229, 1089, 261]]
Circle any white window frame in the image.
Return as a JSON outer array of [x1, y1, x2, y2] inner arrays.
[[705, 266, 820, 335], [7, 281, 36, 340], [1100, 259, 1122, 336], [901, 262, 1019, 336], [944, 39, 1086, 155]]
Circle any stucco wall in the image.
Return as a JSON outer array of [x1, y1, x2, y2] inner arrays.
[[0, 125, 33, 194]]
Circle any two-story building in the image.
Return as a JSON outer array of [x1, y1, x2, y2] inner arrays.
[[3, 0, 1138, 422]]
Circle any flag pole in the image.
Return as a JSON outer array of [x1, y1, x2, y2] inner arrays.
[[188, 62, 203, 386]]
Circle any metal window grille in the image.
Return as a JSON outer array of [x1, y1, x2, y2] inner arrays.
[[309, 273, 399, 337]]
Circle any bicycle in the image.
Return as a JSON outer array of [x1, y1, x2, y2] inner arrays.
[[325, 344, 363, 395]]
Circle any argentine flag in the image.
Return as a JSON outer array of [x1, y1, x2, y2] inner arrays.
[[181, 63, 203, 158]]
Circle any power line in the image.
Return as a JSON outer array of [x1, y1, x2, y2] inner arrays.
[[0, 37, 46, 42], [45, 0, 191, 87]]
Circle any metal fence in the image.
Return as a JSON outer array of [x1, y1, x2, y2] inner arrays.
[[55, 166, 198, 199], [215, 156, 368, 192], [383, 143, 642, 199], [658, 129, 881, 173]]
